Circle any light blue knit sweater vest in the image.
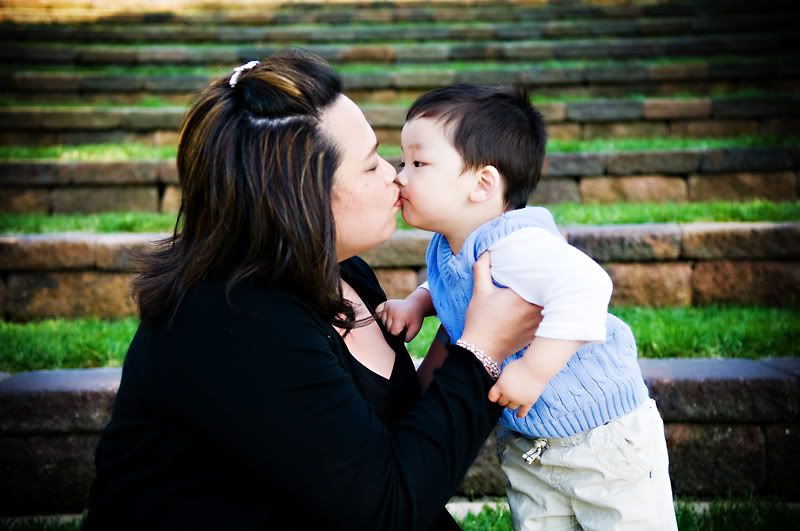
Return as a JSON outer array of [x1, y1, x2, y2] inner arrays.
[[426, 207, 650, 438]]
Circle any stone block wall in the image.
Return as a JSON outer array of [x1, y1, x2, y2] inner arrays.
[[1, 146, 797, 213], [1, 358, 797, 516], [1, 222, 798, 320]]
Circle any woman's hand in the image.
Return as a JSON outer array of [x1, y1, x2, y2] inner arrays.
[[459, 252, 542, 364]]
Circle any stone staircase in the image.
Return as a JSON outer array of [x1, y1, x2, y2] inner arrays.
[[0, 0, 799, 518]]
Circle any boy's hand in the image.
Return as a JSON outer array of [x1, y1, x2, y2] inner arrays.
[[487, 356, 544, 418], [376, 298, 426, 342]]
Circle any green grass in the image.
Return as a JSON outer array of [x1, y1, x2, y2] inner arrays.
[[0, 318, 138, 373], [2, 201, 796, 235], [3, 306, 794, 373], [405, 306, 800, 360], [0, 499, 798, 530], [456, 498, 800, 531], [2, 200, 798, 234], [1, 135, 797, 162], [548, 200, 800, 225], [0, 212, 179, 234]]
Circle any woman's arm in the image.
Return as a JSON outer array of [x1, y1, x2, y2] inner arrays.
[[163, 255, 538, 531], [417, 324, 449, 391]]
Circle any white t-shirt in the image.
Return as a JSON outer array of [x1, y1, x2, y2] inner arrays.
[[423, 227, 612, 342]]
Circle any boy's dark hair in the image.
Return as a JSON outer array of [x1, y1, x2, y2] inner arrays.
[[406, 84, 547, 210]]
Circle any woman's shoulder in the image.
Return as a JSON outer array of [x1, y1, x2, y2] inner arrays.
[[174, 279, 334, 344]]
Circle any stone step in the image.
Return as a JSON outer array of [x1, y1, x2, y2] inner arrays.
[[3, 0, 790, 25], [1, 96, 796, 146], [1, 357, 797, 514], [2, 33, 793, 67], [2, 12, 795, 44], [0, 222, 798, 319], [2, 146, 798, 212], [3, 57, 796, 100]]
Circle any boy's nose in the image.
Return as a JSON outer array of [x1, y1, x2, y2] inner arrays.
[[394, 171, 407, 186]]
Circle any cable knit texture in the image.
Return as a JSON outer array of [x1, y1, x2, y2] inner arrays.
[[426, 207, 650, 438]]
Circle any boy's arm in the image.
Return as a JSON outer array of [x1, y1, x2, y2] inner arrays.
[[488, 337, 584, 417], [377, 286, 436, 341]]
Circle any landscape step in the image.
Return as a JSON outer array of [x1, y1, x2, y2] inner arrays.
[[2, 33, 795, 66], [0, 96, 796, 146], [1, 147, 798, 213], [0, 222, 798, 319], [1, 12, 795, 44], [0, 357, 798, 514], [4, 0, 795, 25], [3, 59, 797, 101]]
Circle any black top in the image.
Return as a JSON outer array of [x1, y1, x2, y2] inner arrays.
[[83, 257, 500, 531]]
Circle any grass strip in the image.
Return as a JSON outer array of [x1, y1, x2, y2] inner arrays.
[[457, 498, 800, 531], [0, 498, 798, 530], [2, 306, 796, 373], [1, 201, 797, 235], [1, 135, 798, 162], [0, 318, 138, 373]]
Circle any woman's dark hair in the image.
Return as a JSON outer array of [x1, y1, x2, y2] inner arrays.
[[406, 83, 547, 210], [133, 49, 357, 328]]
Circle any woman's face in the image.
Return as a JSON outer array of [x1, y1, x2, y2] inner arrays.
[[323, 95, 401, 262]]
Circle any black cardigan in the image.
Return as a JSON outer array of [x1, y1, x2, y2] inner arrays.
[[83, 257, 501, 531]]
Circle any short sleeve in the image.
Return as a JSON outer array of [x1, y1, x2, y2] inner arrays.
[[488, 227, 612, 342]]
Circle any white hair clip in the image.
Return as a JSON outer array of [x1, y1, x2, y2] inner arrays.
[[229, 60, 260, 88]]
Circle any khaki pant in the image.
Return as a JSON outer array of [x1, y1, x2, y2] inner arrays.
[[500, 399, 677, 531]]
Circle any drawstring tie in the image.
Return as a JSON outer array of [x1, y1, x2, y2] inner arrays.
[[522, 438, 548, 464]]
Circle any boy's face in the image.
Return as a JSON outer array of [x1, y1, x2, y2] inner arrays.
[[397, 117, 475, 233]]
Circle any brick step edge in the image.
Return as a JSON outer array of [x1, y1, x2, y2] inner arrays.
[[2, 146, 798, 186], [1, 12, 795, 44], [1, 222, 798, 271], [2, 32, 795, 67], [3, 60, 798, 93], [0, 358, 798, 515], [2, 0, 785, 26], [2, 96, 798, 130]]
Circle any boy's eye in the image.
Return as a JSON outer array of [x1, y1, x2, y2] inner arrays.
[[413, 161, 424, 168], [398, 161, 405, 169]]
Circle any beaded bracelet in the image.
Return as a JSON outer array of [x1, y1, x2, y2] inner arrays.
[[455, 339, 501, 380]]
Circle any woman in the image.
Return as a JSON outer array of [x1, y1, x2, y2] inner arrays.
[[82, 50, 540, 530]]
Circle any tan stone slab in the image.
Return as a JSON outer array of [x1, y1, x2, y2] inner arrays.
[[667, 424, 765, 496], [688, 171, 797, 201], [604, 262, 693, 306], [567, 224, 682, 262], [161, 185, 181, 213], [580, 175, 687, 203], [373, 268, 420, 299], [642, 98, 711, 119], [583, 121, 668, 139], [5, 271, 137, 320], [545, 123, 580, 140], [362, 229, 431, 268], [530, 179, 580, 204], [92, 233, 163, 270], [693, 260, 800, 306], [0, 234, 96, 270], [682, 222, 800, 259], [670, 119, 759, 137], [0, 189, 50, 213], [51, 186, 159, 213]]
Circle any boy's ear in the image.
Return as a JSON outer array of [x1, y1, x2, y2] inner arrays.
[[468, 164, 503, 204]]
